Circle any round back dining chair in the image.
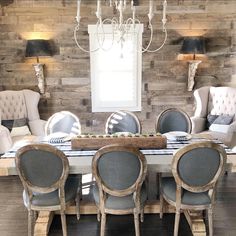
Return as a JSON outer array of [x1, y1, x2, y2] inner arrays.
[[156, 108, 192, 134], [45, 111, 82, 207], [92, 144, 147, 236], [160, 141, 226, 236], [45, 111, 81, 136], [105, 110, 141, 134], [15, 143, 80, 236]]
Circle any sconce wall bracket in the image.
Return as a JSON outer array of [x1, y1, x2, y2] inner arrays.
[[32, 63, 45, 94], [187, 60, 201, 91]]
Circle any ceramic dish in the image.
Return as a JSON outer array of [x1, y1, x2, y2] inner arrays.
[[164, 131, 192, 141]]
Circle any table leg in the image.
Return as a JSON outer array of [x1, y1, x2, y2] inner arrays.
[[184, 210, 206, 236], [33, 202, 207, 236], [64, 200, 176, 215], [34, 211, 54, 236]]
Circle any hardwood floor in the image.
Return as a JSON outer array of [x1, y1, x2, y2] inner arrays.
[[0, 173, 235, 236]]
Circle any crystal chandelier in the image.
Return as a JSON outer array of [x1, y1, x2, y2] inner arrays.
[[74, 0, 167, 53]]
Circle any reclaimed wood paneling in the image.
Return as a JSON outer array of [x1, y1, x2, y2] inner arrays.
[[0, 0, 235, 133]]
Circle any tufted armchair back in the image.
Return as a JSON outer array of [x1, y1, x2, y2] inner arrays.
[[0, 91, 27, 120], [0, 90, 41, 122], [0, 89, 46, 139], [193, 86, 236, 118], [207, 87, 236, 116]]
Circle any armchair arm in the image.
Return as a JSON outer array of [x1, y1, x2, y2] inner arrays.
[[193, 86, 210, 117], [226, 121, 236, 147], [229, 131, 236, 149], [0, 125, 13, 154], [29, 119, 47, 136], [190, 117, 206, 134], [228, 121, 236, 134]]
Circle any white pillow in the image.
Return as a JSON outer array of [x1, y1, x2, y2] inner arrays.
[[11, 126, 31, 137], [209, 124, 229, 133]]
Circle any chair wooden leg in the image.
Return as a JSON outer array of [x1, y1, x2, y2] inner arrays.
[[76, 193, 80, 220], [78, 174, 83, 199], [97, 210, 101, 222], [140, 209, 144, 222], [156, 173, 160, 198], [174, 210, 180, 236], [208, 207, 213, 236], [28, 209, 33, 236], [159, 173, 164, 219], [60, 211, 67, 236], [134, 212, 140, 236], [145, 172, 149, 200], [33, 210, 38, 223], [160, 192, 164, 219], [100, 213, 106, 236]]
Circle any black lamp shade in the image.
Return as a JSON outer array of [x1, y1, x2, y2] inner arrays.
[[181, 37, 205, 55], [25, 39, 52, 58]]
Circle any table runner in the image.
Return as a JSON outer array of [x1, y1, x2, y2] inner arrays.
[[1, 137, 235, 159]]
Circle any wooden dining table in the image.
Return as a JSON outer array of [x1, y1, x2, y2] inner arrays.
[[0, 134, 236, 236]]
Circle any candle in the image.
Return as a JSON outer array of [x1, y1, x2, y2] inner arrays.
[[149, 0, 153, 14], [148, 0, 154, 21], [76, 0, 81, 21], [131, 0, 133, 7], [96, 0, 102, 19], [118, 0, 123, 25], [162, 0, 167, 24], [124, 0, 127, 8], [132, 5, 136, 28], [115, 0, 118, 9]]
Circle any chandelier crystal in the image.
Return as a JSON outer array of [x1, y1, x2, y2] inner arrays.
[[74, 0, 168, 53]]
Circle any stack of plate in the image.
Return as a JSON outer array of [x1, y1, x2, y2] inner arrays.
[[163, 131, 191, 141]]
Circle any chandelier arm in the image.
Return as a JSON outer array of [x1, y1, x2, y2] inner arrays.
[[124, 18, 149, 53], [74, 24, 99, 53], [122, 19, 130, 38], [144, 27, 168, 53], [96, 21, 106, 49], [142, 20, 154, 53], [125, 18, 136, 29], [96, 18, 116, 51], [124, 18, 141, 31]]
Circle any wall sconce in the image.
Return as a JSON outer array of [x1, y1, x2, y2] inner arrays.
[[25, 39, 53, 94], [180, 37, 205, 91]]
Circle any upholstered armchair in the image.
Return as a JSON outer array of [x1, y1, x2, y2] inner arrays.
[[0, 90, 46, 153], [191, 86, 236, 147]]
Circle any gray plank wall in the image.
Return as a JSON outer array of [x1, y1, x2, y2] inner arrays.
[[0, 0, 235, 133]]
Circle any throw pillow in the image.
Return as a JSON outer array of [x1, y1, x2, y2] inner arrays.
[[1, 118, 31, 137], [213, 114, 234, 125], [206, 114, 219, 128], [209, 124, 230, 134], [2, 119, 15, 131], [11, 126, 31, 137]]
